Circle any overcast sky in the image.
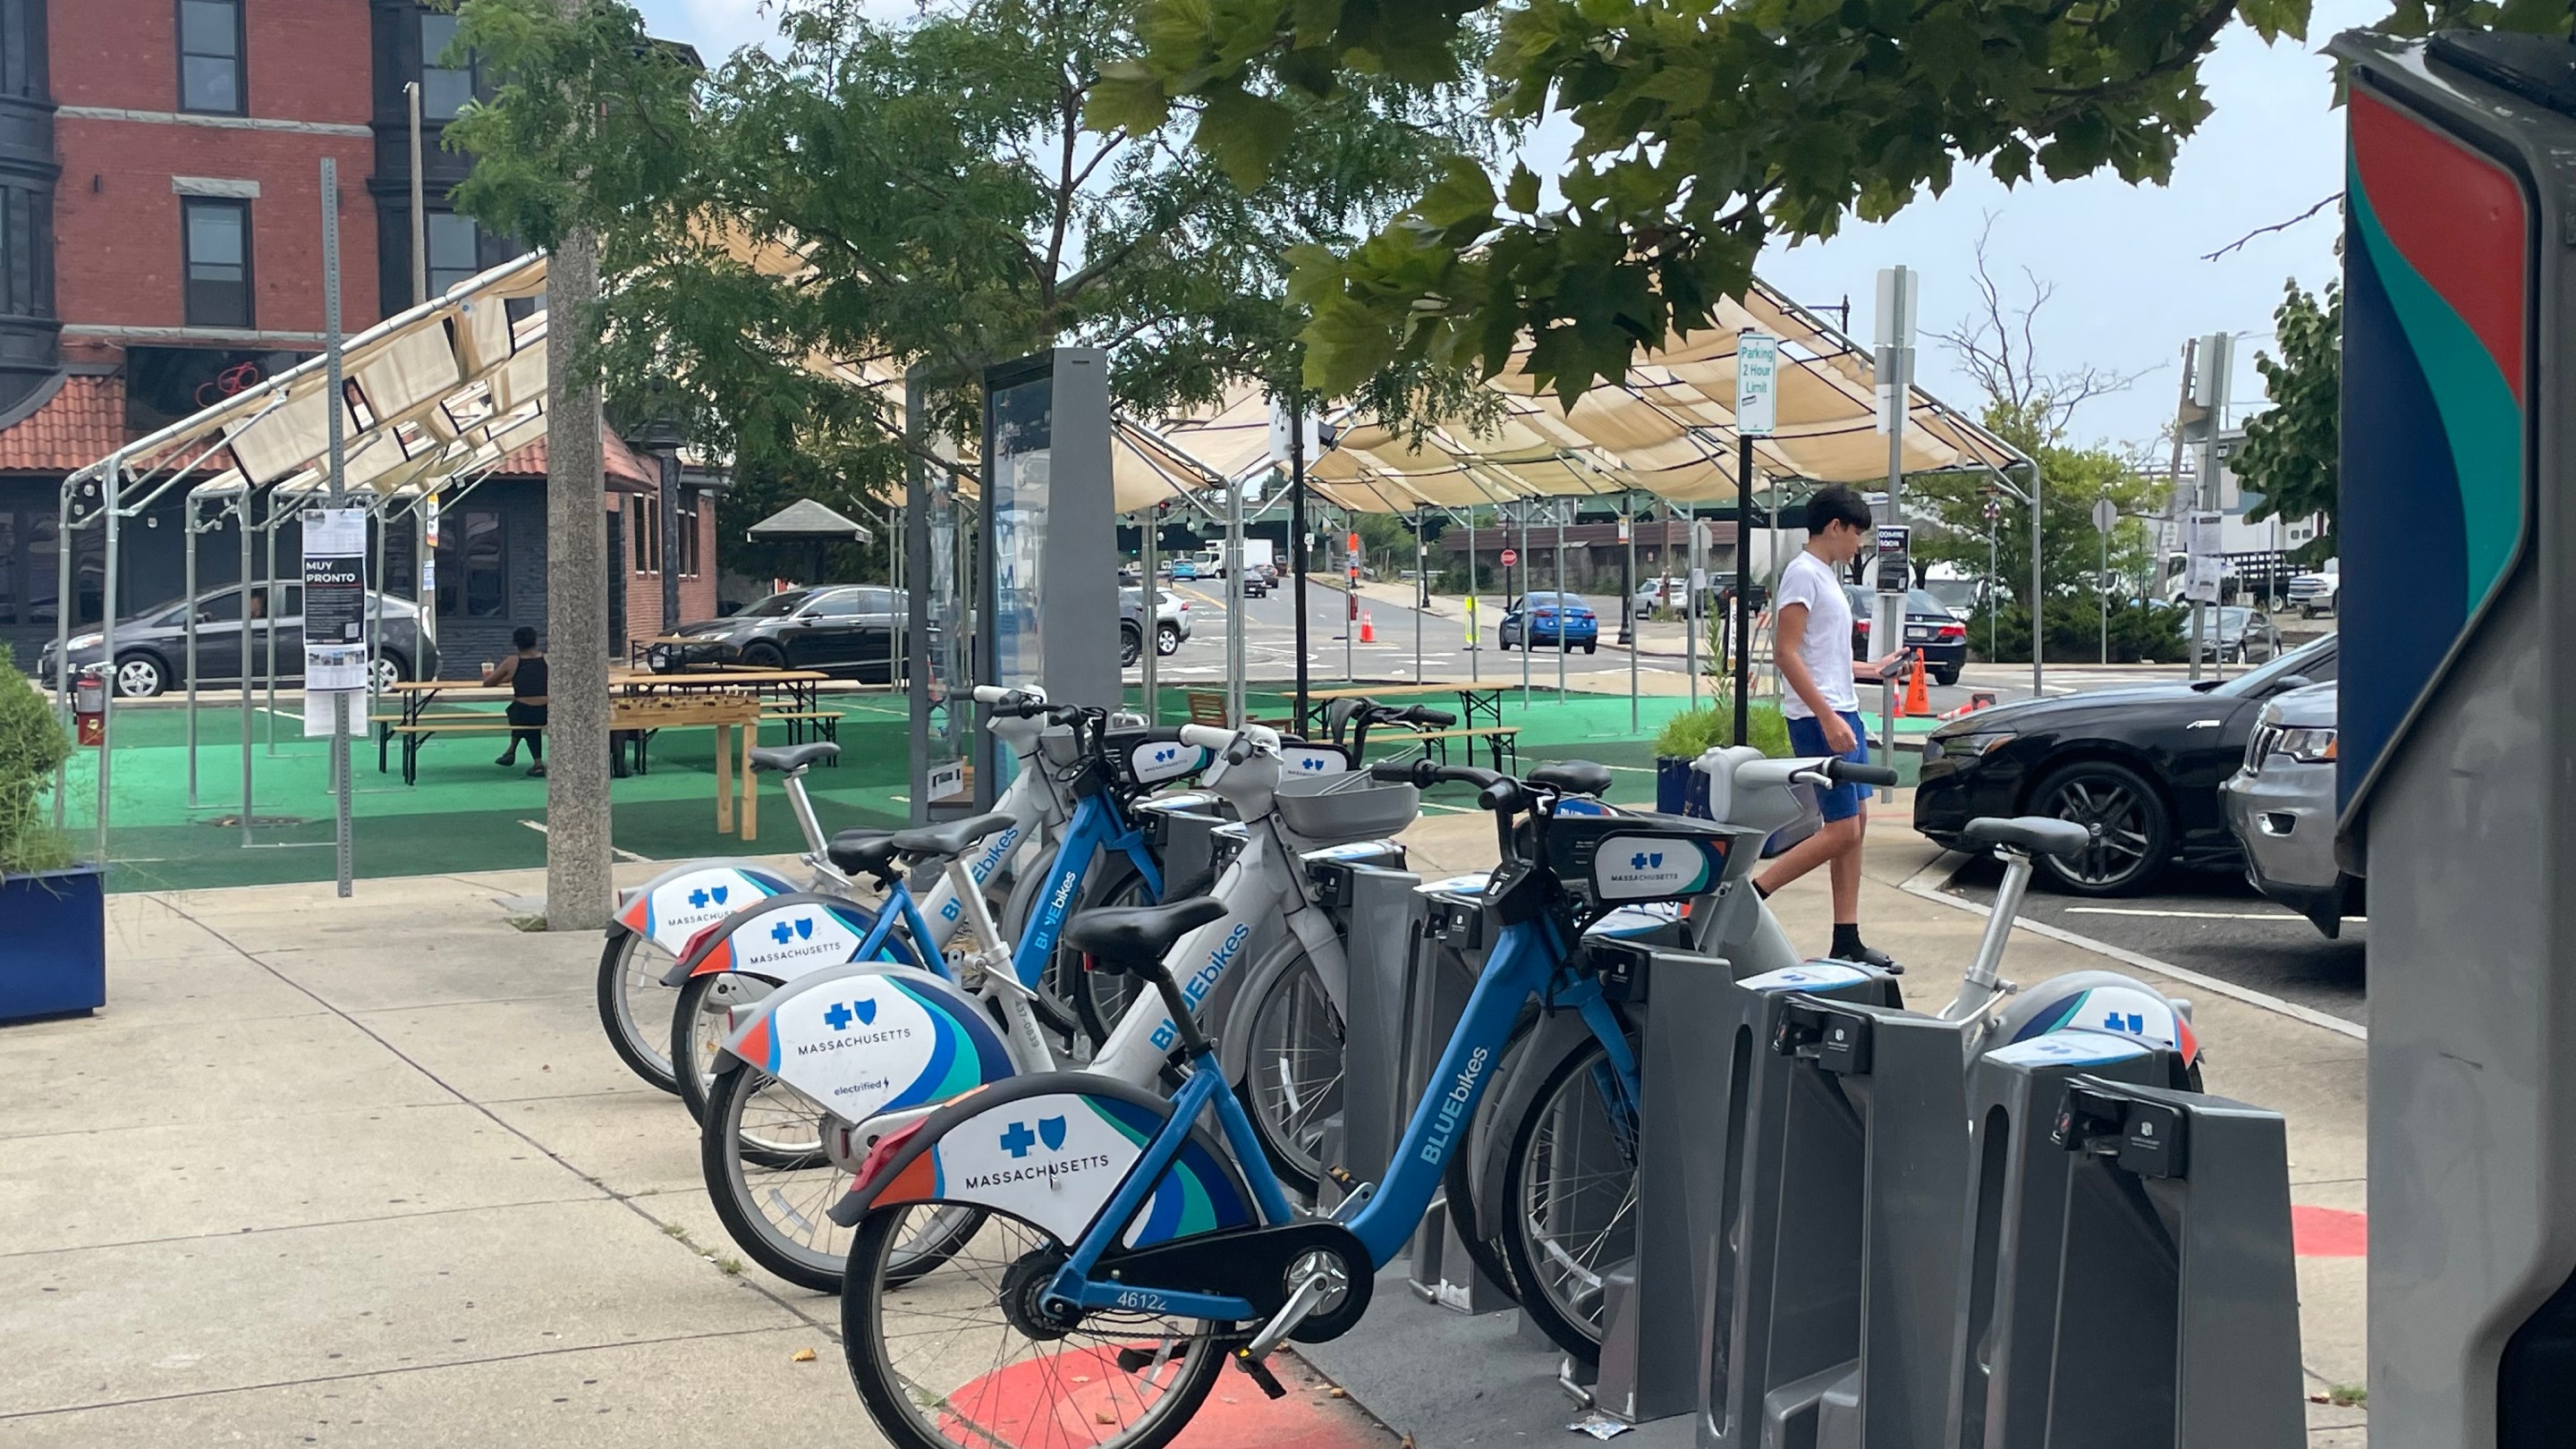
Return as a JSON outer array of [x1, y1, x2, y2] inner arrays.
[[628, 0, 2368, 449]]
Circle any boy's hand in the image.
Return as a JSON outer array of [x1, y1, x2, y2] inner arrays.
[[1822, 713, 1859, 756], [1872, 648, 1908, 674]]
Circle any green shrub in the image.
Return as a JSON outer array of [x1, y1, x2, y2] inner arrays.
[[1653, 699, 1790, 760], [0, 656, 74, 874], [1969, 598, 2184, 665]]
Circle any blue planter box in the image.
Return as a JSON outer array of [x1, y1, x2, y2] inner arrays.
[[1, 864, 106, 1023], [1656, 757, 1712, 818]]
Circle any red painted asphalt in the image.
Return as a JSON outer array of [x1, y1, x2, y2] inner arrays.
[[934, 1345, 1395, 1449], [2292, 1205, 2368, 1258]]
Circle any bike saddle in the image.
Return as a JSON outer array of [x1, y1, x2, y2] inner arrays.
[[1529, 760, 1614, 798], [1063, 897, 1228, 977], [1962, 815, 2093, 860], [827, 829, 902, 875], [888, 809, 1017, 862], [749, 741, 839, 775]]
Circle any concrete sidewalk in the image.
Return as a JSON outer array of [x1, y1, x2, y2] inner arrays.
[[0, 797, 2364, 1445]]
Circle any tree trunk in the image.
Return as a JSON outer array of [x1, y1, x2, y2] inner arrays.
[[543, 225, 614, 930]]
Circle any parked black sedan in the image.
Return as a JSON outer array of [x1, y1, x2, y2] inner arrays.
[[1843, 585, 1967, 685], [1914, 634, 2338, 894], [653, 586, 907, 680]]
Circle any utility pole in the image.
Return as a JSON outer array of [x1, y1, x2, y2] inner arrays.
[[543, 0, 613, 929], [1289, 394, 1310, 728], [1874, 267, 1916, 778]]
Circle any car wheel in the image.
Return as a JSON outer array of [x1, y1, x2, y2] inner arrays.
[[740, 642, 786, 670], [1121, 625, 1143, 667], [112, 653, 167, 699], [2028, 760, 2170, 896], [370, 651, 409, 692], [1935, 666, 1961, 687], [1583, 641, 1597, 654], [1156, 622, 1182, 656]]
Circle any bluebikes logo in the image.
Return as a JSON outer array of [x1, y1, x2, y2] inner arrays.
[[1419, 1045, 1492, 1165], [1630, 852, 1664, 870], [964, 1112, 1113, 1189], [2103, 1010, 2147, 1034], [1154, 747, 1181, 765], [1148, 921, 1251, 1050], [1296, 755, 1330, 772], [999, 1115, 1069, 1157], [686, 884, 731, 910], [942, 826, 1021, 923], [770, 916, 817, 945], [795, 989, 911, 1056]]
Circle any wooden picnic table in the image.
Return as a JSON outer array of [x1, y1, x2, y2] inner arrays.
[[1294, 682, 1507, 734], [374, 676, 782, 839]]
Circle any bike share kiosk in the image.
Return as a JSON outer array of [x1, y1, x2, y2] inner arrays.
[[2328, 31, 2576, 1445]]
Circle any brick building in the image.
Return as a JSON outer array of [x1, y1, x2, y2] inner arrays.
[[0, 0, 723, 678]]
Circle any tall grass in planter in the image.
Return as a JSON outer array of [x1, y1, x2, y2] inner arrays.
[[1653, 699, 1788, 815], [0, 656, 104, 1021]]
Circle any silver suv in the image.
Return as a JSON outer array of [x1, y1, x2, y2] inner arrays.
[[2218, 681, 2360, 936]]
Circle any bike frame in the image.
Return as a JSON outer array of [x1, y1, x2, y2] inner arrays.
[[1044, 908, 1640, 1322], [1006, 787, 1164, 989]]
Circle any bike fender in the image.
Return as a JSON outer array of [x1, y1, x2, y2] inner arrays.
[[614, 861, 799, 955], [719, 963, 1016, 1124], [1998, 970, 2201, 1072], [1465, 1010, 1612, 1246], [659, 892, 889, 987], [830, 1074, 1257, 1251]]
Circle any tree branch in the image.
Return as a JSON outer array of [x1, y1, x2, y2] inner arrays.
[[2200, 192, 2342, 262]]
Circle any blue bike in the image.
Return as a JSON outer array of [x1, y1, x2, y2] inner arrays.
[[825, 755, 1887, 1449]]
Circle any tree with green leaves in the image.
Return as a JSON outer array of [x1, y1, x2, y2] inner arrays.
[[2235, 279, 2342, 564], [445, 0, 1500, 513], [1096, 0, 2551, 399]]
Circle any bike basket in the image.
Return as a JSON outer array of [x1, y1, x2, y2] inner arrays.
[[1275, 772, 1419, 844], [1037, 724, 1084, 770]]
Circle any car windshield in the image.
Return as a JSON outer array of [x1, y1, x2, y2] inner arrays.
[[733, 589, 818, 618], [1906, 589, 1949, 617], [1924, 579, 1979, 611], [1527, 593, 1587, 609], [2216, 633, 2334, 698]]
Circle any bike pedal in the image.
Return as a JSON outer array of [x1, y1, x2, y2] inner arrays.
[[1231, 1347, 1289, 1400], [1115, 1343, 1187, 1374]]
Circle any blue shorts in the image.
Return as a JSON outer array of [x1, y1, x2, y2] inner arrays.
[[1785, 710, 1872, 823]]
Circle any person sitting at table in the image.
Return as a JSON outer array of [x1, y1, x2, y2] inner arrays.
[[483, 627, 548, 778]]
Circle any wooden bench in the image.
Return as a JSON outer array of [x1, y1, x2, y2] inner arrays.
[[759, 708, 843, 751], [1384, 724, 1520, 773], [1183, 690, 1291, 733]]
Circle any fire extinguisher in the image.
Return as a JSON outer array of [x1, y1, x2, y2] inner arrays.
[[74, 668, 105, 747]]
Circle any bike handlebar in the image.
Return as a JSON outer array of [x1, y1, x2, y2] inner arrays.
[[971, 684, 1047, 707], [1816, 758, 1901, 788]]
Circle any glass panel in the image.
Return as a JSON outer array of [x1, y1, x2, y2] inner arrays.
[[186, 204, 243, 268], [182, 55, 238, 112], [425, 212, 479, 292], [463, 513, 504, 617], [808, 590, 863, 617], [194, 589, 241, 623], [421, 14, 471, 120], [180, 0, 237, 55], [0, 513, 13, 625]]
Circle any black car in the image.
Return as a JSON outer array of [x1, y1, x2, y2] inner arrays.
[[37, 583, 439, 698], [656, 586, 907, 680], [1844, 584, 1967, 686], [1913, 634, 2339, 894]]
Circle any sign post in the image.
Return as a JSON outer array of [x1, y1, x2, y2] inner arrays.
[[1735, 329, 1780, 746], [318, 156, 355, 897], [2091, 496, 2118, 664]]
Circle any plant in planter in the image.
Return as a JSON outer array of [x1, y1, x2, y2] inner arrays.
[[1652, 699, 1789, 816], [0, 655, 103, 1023]]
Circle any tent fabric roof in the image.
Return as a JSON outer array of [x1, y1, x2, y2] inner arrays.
[[745, 497, 873, 541]]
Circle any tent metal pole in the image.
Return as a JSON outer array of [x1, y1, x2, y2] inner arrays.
[[1413, 510, 1424, 685], [1517, 501, 1530, 708], [1225, 476, 1243, 725], [94, 451, 123, 868], [264, 519, 279, 756], [1465, 505, 1478, 683], [185, 494, 200, 807], [1626, 493, 1639, 737], [242, 490, 256, 845], [1554, 500, 1566, 702], [1735, 436, 1754, 747], [50, 480, 73, 826], [1290, 397, 1309, 729], [1685, 502, 1700, 713], [2029, 459, 2045, 698]]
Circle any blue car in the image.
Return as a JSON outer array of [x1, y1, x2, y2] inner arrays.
[[1499, 591, 1599, 652]]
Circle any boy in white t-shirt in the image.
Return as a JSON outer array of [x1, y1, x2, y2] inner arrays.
[[1756, 486, 1903, 967]]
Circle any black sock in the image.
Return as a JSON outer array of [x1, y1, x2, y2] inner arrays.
[[1831, 923, 1865, 958], [1753, 880, 1773, 900]]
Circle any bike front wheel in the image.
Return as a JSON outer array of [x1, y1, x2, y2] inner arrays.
[[1237, 946, 1344, 1195], [596, 928, 682, 1095], [669, 972, 771, 1123], [1499, 1029, 1642, 1366], [702, 1064, 981, 1292], [843, 1208, 1227, 1449]]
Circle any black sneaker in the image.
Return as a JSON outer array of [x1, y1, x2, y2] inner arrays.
[[495, 751, 516, 767], [526, 764, 547, 779]]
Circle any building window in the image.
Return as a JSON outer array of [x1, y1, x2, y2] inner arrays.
[[631, 496, 660, 574], [425, 212, 481, 297], [182, 199, 252, 329], [178, 0, 245, 114], [678, 495, 701, 579], [436, 509, 505, 618], [420, 13, 475, 121]]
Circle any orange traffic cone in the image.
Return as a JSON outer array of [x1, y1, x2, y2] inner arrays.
[[1359, 610, 1377, 643], [1899, 651, 1932, 718]]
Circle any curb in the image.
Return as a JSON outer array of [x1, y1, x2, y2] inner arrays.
[[1894, 852, 2368, 1042]]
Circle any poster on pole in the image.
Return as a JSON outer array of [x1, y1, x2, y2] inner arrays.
[[302, 506, 369, 733], [1875, 524, 1912, 594], [2184, 510, 2224, 603], [1735, 331, 1780, 436]]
